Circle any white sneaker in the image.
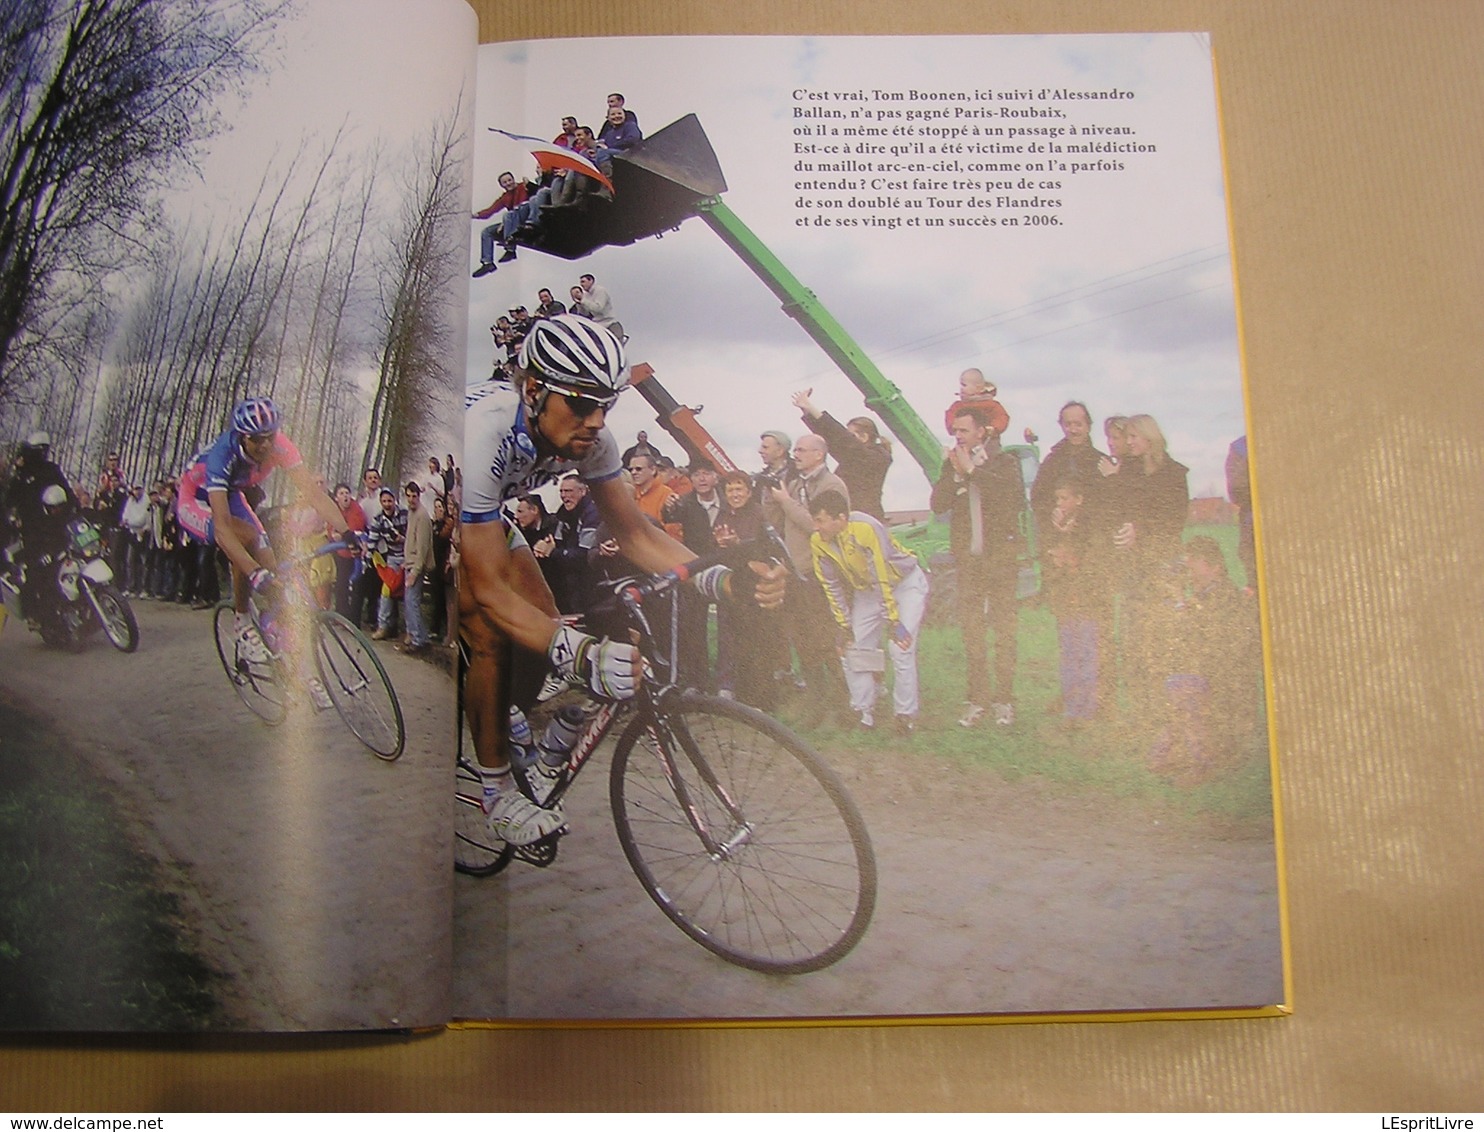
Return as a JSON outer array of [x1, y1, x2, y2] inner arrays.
[[524, 759, 563, 806], [233, 616, 270, 665], [486, 790, 567, 846], [305, 676, 333, 711], [993, 702, 1016, 727], [958, 703, 986, 729]]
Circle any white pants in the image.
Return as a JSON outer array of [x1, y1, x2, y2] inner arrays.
[[843, 567, 929, 718]]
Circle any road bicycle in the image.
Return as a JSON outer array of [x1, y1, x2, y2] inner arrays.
[[454, 568, 877, 974], [212, 539, 405, 760]]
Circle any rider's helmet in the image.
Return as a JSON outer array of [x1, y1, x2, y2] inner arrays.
[[40, 485, 67, 511], [21, 430, 51, 452], [231, 397, 282, 437], [518, 314, 628, 412]]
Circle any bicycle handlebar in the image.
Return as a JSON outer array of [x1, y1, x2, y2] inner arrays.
[[316, 534, 367, 557], [614, 548, 732, 609], [273, 532, 368, 574]]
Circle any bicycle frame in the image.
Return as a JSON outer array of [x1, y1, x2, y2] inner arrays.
[[256, 538, 353, 624], [218, 535, 404, 758], [237, 539, 365, 669], [461, 568, 748, 861], [456, 564, 877, 971], [539, 692, 752, 864]]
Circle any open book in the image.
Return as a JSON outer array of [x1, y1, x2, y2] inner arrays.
[[0, 0, 1285, 1030]]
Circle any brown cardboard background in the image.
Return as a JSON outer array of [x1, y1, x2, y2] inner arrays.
[[3, 0, 1482, 1110]]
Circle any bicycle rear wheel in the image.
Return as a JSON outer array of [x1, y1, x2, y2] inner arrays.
[[454, 755, 513, 876], [453, 642, 512, 876], [212, 603, 287, 724], [313, 611, 405, 760], [610, 692, 876, 974]]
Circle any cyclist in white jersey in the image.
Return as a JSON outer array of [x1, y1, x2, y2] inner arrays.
[[460, 314, 787, 846]]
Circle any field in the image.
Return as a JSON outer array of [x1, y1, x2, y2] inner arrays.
[[773, 520, 1274, 828], [0, 698, 223, 1030]]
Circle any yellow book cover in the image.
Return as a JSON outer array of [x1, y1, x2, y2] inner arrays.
[[0, 1, 1286, 1033]]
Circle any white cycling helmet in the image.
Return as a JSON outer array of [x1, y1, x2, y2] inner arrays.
[[518, 314, 628, 401], [23, 430, 51, 450], [41, 485, 67, 509]]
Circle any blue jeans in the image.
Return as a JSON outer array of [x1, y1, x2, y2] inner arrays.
[[479, 213, 521, 263], [1056, 617, 1099, 719], [377, 557, 404, 632], [512, 189, 550, 228], [125, 538, 149, 592], [403, 572, 427, 647], [148, 547, 178, 598]]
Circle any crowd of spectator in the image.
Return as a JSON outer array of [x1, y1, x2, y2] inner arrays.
[[2, 441, 463, 658], [488, 274, 623, 377], [979, 390, 1259, 784], [472, 93, 644, 279], [490, 358, 1258, 785], [326, 457, 462, 655]]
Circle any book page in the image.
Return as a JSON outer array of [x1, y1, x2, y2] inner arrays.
[[0, 0, 476, 1031], [451, 33, 1285, 1023]]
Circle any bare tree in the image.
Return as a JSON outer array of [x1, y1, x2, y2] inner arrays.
[[362, 106, 466, 481], [0, 0, 284, 405], [297, 156, 378, 468], [95, 134, 389, 487]]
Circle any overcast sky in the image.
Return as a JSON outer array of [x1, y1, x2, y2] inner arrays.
[[144, 21, 1249, 505], [464, 34, 1247, 508], [151, 0, 476, 477], [189, 0, 475, 206]]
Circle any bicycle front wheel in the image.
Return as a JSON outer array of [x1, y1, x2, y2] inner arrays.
[[313, 611, 405, 760], [610, 692, 876, 974], [212, 603, 287, 725]]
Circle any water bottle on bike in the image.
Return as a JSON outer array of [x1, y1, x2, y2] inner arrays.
[[508, 705, 537, 770], [539, 704, 585, 762], [526, 703, 586, 805]]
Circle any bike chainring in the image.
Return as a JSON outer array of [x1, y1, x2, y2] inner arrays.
[[513, 832, 562, 868]]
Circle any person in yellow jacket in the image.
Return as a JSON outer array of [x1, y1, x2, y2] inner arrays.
[[808, 489, 930, 735]]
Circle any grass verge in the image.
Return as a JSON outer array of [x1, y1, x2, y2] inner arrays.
[[0, 695, 223, 1030], [772, 555, 1275, 830]]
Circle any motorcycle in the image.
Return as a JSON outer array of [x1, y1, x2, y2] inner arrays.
[[0, 517, 139, 652]]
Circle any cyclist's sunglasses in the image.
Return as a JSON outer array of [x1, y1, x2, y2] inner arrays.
[[537, 380, 619, 417]]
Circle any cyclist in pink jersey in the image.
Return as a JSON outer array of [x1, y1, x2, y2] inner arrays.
[[179, 398, 351, 682]]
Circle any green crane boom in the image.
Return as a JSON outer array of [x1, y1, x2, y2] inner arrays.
[[693, 197, 943, 484], [502, 113, 943, 483]]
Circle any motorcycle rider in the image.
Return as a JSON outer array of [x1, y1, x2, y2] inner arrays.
[[17, 485, 77, 626], [3, 433, 79, 622], [4, 432, 76, 538]]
